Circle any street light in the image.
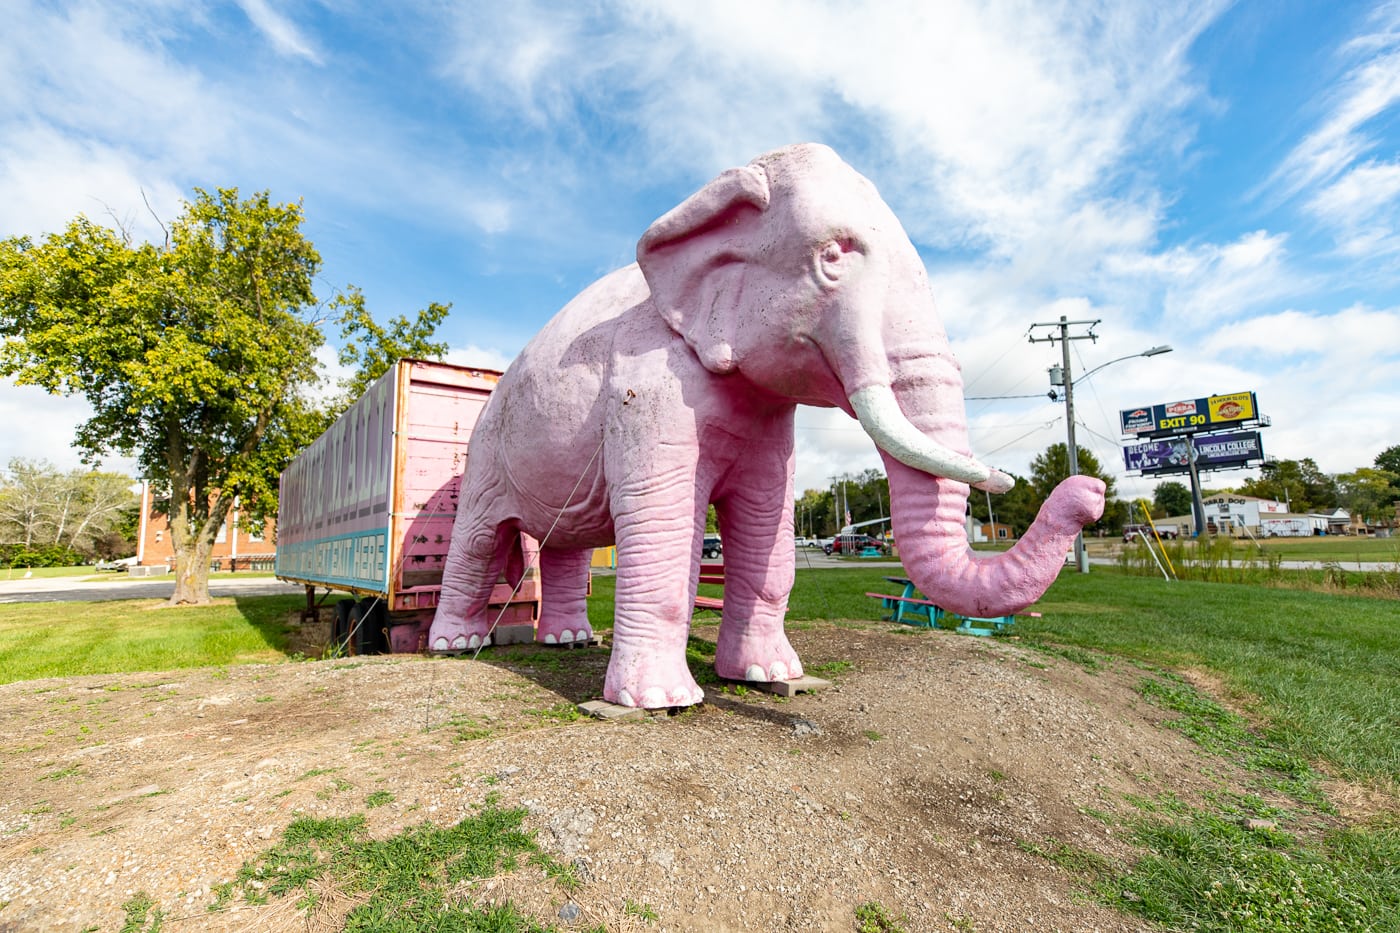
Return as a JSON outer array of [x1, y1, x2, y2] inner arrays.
[[1053, 342, 1173, 574]]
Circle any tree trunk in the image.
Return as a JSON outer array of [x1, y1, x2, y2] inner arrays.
[[169, 536, 216, 604], [165, 494, 227, 606]]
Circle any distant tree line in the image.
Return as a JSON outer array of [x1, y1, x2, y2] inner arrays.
[[792, 468, 890, 539], [0, 459, 139, 567], [1142, 446, 1400, 526], [795, 443, 1400, 541]]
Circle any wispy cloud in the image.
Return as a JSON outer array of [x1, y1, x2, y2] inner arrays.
[[1268, 1, 1400, 244], [234, 0, 323, 64], [439, 0, 1223, 260]]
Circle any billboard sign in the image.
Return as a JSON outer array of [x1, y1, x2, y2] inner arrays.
[[1119, 391, 1260, 437], [1123, 431, 1264, 476]]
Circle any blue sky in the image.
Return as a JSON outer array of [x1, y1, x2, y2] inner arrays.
[[3, 1, 1399, 504]]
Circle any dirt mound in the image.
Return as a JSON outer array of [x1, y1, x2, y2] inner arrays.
[[0, 619, 1230, 931]]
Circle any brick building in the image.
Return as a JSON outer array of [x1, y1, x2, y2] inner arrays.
[[135, 482, 276, 571]]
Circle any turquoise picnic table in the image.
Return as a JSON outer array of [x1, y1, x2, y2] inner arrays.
[[866, 576, 1018, 637]]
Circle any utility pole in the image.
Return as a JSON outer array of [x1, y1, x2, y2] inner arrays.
[[1028, 315, 1101, 573], [1186, 443, 1208, 536]]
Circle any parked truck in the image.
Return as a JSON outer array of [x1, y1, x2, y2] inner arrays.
[[275, 359, 541, 654]]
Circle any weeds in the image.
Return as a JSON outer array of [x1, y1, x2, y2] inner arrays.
[[1118, 536, 1400, 597], [855, 900, 909, 932], [211, 800, 575, 930], [624, 898, 659, 921], [1136, 674, 1324, 806], [807, 659, 854, 678], [119, 892, 163, 932]]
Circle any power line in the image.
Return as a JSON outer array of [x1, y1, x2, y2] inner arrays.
[[966, 392, 1055, 400]]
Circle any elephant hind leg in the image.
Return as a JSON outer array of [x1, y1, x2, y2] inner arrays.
[[430, 521, 519, 653], [536, 548, 593, 645]]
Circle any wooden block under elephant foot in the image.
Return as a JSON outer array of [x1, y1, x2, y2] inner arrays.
[[490, 624, 537, 646], [743, 675, 832, 697], [541, 634, 604, 649], [577, 700, 646, 721]]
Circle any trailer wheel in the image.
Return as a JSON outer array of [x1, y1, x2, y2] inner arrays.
[[351, 599, 387, 656], [333, 598, 355, 651]]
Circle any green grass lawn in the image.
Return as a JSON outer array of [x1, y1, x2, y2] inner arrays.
[[1122, 534, 1400, 563], [0, 594, 302, 684], [609, 565, 1400, 786], [0, 565, 102, 580], [4, 567, 1398, 787], [1021, 569, 1400, 785]]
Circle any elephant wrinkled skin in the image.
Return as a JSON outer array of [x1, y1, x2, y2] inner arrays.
[[430, 143, 1105, 708]]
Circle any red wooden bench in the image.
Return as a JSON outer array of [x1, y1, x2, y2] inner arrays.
[[695, 561, 725, 612]]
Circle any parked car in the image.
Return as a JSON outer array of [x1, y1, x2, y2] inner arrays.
[[1123, 524, 1179, 542], [830, 534, 887, 555], [819, 537, 836, 554], [702, 535, 723, 559], [794, 536, 820, 548], [94, 556, 138, 572]]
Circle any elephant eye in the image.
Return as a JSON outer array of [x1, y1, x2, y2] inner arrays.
[[816, 237, 860, 285]]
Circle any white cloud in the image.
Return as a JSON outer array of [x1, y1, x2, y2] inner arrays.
[[1212, 304, 1400, 358], [0, 380, 137, 476], [0, 124, 183, 241], [1267, 3, 1400, 248], [438, 0, 1221, 260], [1306, 159, 1400, 257], [234, 0, 323, 64], [444, 344, 516, 374], [1108, 230, 1297, 327]]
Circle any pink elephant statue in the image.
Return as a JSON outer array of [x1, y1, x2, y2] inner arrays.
[[429, 143, 1104, 708]]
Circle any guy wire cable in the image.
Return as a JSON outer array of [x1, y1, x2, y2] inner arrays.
[[469, 390, 631, 660]]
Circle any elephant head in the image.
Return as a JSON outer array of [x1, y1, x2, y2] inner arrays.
[[636, 143, 1104, 618]]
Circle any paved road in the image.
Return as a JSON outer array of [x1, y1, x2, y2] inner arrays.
[[2, 549, 1388, 604], [0, 574, 307, 604]]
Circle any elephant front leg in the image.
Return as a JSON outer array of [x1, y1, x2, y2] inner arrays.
[[712, 444, 802, 683], [603, 483, 705, 709], [536, 548, 594, 645]]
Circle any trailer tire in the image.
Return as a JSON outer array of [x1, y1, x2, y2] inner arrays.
[[351, 599, 386, 656], [333, 598, 355, 651]]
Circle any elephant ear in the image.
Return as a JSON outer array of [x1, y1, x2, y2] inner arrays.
[[636, 165, 770, 374]]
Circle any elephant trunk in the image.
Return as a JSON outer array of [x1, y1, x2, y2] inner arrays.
[[866, 343, 1105, 619], [883, 451, 1105, 618]]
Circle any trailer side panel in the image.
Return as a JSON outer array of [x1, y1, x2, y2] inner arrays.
[[275, 366, 397, 593]]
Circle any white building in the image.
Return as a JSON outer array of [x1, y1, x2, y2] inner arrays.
[[1201, 494, 1289, 534]]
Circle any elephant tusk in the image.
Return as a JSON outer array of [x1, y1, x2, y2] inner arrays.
[[849, 385, 1014, 494]]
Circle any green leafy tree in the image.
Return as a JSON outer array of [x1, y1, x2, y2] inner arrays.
[[824, 469, 894, 536], [967, 470, 1039, 537], [1375, 446, 1400, 510], [331, 285, 450, 404], [1151, 480, 1193, 518], [1376, 445, 1400, 474], [794, 488, 830, 538], [1240, 458, 1339, 513], [1336, 467, 1398, 525], [1029, 443, 1118, 532], [0, 189, 324, 604]]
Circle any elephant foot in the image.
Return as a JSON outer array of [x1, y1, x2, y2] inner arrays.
[[427, 620, 492, 656], [714, 627, 804, 683], [603, 646, 704, 709], [536, 619, 594, 646]]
